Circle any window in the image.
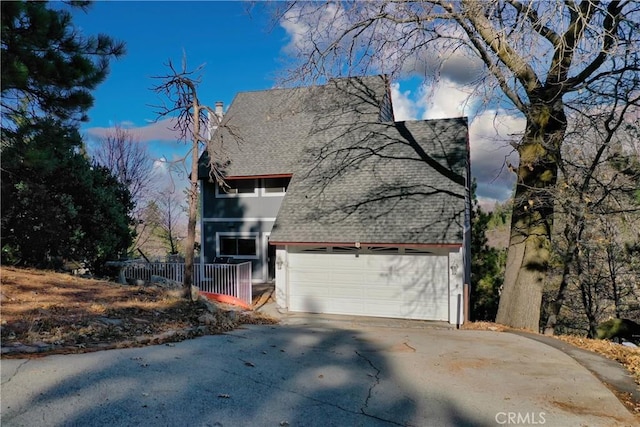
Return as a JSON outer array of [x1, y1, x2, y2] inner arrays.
[[262, 177, 290, 195], [216, 179, 258, 197], [217, 233, 259, 258]]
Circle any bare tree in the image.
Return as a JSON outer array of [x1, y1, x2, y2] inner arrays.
[[547, 100, 639, 334], [155, 187, 186, 256], [91, 125, 156, 253], [275, 0, 640, 330], [91, 125, 155, 205], [151, 59, 231, 300], [547, 113, 640, 335]]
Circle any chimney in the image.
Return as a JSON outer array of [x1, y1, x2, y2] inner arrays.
[[215, 101, 224, 121], [206, 102, 224, 140]]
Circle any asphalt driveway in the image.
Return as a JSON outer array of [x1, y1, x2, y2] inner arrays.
[[1, 319, 636, 426]]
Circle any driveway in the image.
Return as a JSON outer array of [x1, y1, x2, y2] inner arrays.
[[1, 318, 636, 426]]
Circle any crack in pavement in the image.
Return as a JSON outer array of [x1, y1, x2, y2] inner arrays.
[[218, 367, 358, 415], [355, 351, 407, 426], [219, 363, 407, 425], [1, 359, 29, 386], [355, 350, 381, 410]]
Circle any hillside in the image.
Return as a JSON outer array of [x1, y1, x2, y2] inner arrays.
[[0, 267, 274, 357]]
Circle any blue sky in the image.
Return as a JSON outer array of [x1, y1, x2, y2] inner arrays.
[[74, 1, 521, 207], [74, 2, 285, 160]]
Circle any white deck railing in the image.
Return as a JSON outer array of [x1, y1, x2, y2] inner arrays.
[[121, 262, 253, 305]]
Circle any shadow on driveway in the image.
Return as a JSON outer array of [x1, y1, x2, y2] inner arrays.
[[1, 324, 484, 426]]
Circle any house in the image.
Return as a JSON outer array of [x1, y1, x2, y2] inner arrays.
[[198, 75, 471, 324]]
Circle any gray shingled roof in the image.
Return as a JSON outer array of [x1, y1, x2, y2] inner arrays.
[[270, 118, 469, 245], [199, 76, 469, 245], [198, 75, 391, 178]]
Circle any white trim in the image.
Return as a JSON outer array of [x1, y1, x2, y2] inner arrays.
[[260, 190, 287, 197], [216, 231, 260, 260], [215, 179, 259, 198], [274, 245, 288, 311], [262, 232, 271, 281], [214, 178, 289, 199], [449, 251, 464, 325], [203, 217, 277, 222]]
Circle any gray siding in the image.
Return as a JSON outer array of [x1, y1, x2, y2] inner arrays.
[[201, 221, 275, 281], [201, 181, 285, 220], [200, 178, 284, 282]]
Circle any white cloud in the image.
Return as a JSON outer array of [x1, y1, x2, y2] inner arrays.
[[389, 80, 524, 205], [469, 110, 525, 203], [279, 2, 484, 84], [86, 118, 182, 143], [280, 3, 347, 56], [153, 157, 169, 172], [421, 79, 475, 120], [390, 82, 418, 121]]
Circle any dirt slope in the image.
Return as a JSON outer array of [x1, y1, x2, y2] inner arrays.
[[0, 267, 274, 357]]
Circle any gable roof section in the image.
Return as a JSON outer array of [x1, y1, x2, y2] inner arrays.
[[198, 75, 392, 179], [269, 117, 469, 246], [199, 75, 469, 246]]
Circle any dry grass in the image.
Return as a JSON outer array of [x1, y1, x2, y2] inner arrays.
[[0, 266, 275, 357]]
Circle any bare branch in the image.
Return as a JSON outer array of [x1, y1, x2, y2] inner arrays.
[[505, 0, 561, 47], [459, 0, 542, 93]]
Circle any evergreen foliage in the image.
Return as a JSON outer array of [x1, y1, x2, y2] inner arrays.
[[1, 1, 130, 272], [1, 1, 125, 125], [470, 182, 506, 321], [1, 120, 134, 271]]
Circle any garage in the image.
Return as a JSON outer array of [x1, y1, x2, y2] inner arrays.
[[283, 247, 452, 321]]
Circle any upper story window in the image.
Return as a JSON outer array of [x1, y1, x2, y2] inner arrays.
[[214, 176, 291, 198], [262, 177, 290, 196], [216, 179, 259, 198]]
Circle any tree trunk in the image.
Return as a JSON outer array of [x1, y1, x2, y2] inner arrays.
[[581, 281, 599, 338], [183, 104, 201, 301], [183, 145, 199, 301], [496, 97, 566, 331]]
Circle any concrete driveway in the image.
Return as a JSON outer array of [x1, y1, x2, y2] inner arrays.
[[1, 318, 636, 427]]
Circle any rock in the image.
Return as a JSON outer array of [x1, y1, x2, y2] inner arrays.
[[149, 275, 182, 289], [198, 314, 217, 326], [225, 310, 238, 322], [190, 285, 199, 302], [198, 296, 219, 314], [96, 317, 123, 326], [127, 278, 146, 286], [165, 289, 184, 299]]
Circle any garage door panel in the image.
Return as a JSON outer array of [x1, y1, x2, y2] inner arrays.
[[287, 250, 450, 321], [290, 287, 328, 298], [290, 296, 365, 315], [327, 284, 365, 298]]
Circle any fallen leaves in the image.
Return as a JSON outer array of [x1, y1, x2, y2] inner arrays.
[[0, 266, 278, 357]]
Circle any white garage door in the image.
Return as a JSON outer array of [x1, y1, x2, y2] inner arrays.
[[287, 248, 450, 321]]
